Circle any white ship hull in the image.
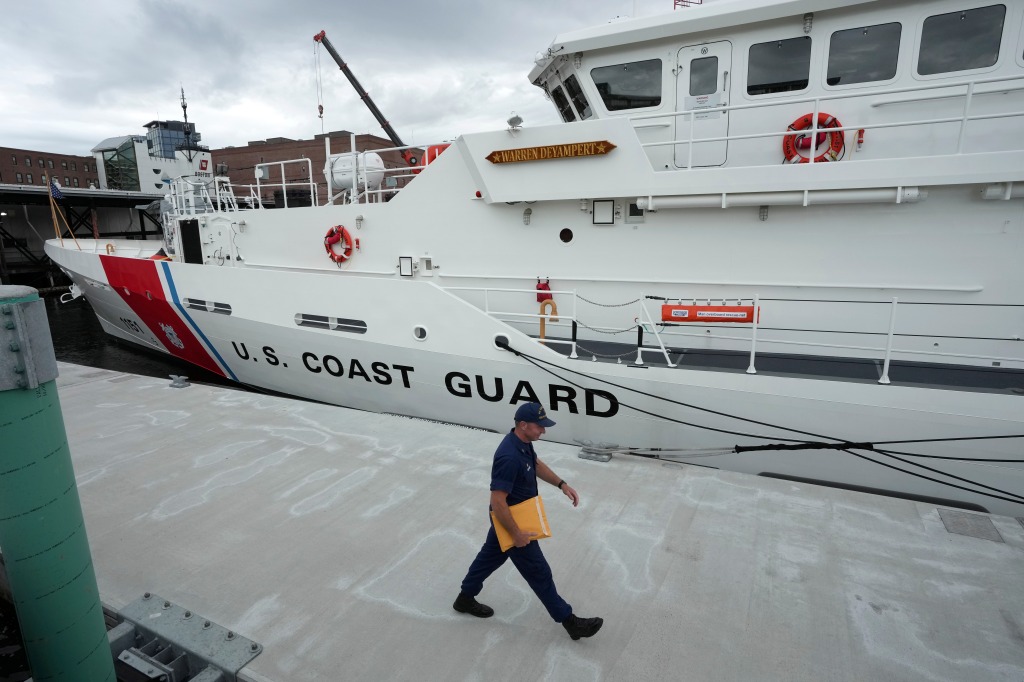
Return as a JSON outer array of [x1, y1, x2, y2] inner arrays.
[[46, 0, 1024, 515]]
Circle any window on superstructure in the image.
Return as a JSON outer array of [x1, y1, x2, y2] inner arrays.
[[563, 75, 592, 119], [592, 59, 662, 110], [689, 56, 718, 96], [551, 85, 577, 122], [827, 23, 901, 85], [747, 37, 811, 95], [918, 5, 1005, 75]]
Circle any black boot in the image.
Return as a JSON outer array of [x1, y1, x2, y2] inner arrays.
[[562, 614, 603, 640], [453, 592, 494, 618]]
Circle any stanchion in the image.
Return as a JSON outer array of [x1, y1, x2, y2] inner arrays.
[[0, 285, 114, 681]]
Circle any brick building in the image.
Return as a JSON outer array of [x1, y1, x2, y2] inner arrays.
[[210, 131, 422, 205], [0, 146, 99, 190]]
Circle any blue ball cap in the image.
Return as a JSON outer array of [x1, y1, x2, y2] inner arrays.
[[514, 402, 556, 427]]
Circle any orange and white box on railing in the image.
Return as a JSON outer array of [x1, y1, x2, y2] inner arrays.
[[661, 305, 757, 323]]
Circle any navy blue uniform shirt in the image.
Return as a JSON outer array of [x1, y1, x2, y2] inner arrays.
[[490, 429, 539, 506]]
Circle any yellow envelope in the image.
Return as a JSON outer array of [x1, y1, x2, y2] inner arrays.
[[491, 495, 552, 552]]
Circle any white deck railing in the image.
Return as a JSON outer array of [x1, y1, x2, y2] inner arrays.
[[443, 285, 1022, 381]]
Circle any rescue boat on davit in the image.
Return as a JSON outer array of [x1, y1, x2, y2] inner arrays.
[[46, 0, 1024, 516]]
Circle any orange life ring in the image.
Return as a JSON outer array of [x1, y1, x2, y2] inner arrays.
[[782, 113, 844, 164], [324, 225, 354, 264]]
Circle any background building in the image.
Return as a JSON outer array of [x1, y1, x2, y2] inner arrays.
[[0, 147, 98, 190], [93, 119, 211, 192]]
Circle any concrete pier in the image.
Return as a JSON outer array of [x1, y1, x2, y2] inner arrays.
[[55, 362, 1024, 682]]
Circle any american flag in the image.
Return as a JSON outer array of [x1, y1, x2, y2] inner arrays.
[[49, 179, 63, 200]]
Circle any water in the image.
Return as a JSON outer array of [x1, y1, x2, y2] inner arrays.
[[0, 294, 247, 680]]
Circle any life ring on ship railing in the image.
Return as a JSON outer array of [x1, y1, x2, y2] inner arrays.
[[782, 113, 845, 164], [324, 225, 355, 264]]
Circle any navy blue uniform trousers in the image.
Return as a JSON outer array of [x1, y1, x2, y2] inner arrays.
[[460, 524, 572, 623]]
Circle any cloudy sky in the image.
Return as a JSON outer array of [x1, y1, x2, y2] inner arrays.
[[2, 0, 703, 156]]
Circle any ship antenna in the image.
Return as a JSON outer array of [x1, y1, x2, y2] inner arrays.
[[180, 86, 196, 163]]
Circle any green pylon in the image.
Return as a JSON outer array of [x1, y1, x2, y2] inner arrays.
[[0, 286, 114, 681]]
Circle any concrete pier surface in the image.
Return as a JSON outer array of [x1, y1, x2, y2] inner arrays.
[[55, 362, 1024, 682]]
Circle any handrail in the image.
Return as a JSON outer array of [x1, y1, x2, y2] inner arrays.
[[631, 72, 1024, 168], [445, 284, 1021, 380]]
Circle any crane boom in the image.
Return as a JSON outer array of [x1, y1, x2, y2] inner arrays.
[[314, 30, 418, 166]]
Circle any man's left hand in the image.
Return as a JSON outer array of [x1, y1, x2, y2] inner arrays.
[[562, 483, 580, 507]]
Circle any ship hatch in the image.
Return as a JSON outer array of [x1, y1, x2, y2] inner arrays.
[[180, 219, 203, 264]]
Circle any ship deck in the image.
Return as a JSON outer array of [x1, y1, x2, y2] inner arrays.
[[54, 361, 1024, 681]]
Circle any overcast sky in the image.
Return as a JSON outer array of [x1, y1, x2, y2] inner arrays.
[[1, 0, 708, 156]]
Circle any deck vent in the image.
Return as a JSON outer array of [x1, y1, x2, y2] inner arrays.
[[938, 508, 1003, 543]]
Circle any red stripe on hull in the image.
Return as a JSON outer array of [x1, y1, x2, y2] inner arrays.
[[100, 256, 226, 377]]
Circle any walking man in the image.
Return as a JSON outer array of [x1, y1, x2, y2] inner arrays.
[[453, 402, 603, 640]]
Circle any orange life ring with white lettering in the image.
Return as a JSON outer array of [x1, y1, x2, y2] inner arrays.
[[324, 225, 354, 264], [782, 113, 844, 164]]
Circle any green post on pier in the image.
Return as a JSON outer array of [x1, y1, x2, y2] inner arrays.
[[0, 286, 114, 681]]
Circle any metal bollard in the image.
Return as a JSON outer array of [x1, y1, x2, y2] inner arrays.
[[0, 286, 115, 681]]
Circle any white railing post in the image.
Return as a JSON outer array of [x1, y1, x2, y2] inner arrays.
[[746, 295, 759, 374], [808, 99, 820, 165], [956, 82, 975, 154], [350, 133, 358, 204], [687, 113, 695, 169], [635, 295, 646, 365], [324, 135, 332, 205], [879, 297, 898, 385], [570, 289, 579, 359]]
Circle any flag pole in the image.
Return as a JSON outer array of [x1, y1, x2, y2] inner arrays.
[[49, 181, 80, 250]]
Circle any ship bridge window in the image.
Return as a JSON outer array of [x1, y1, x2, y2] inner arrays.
[[827, 22, 901, 85], [591, 59, 662, 111], [563, 75, 592, 119], [747, 37, 811, 95], [551, 85, 577, 122], [918, 5, 1005, 75]]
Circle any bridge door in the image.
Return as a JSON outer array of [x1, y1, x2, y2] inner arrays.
[[674, 41, 731, 168]]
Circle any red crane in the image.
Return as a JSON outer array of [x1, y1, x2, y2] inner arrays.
[[313, 30, 419, 167]]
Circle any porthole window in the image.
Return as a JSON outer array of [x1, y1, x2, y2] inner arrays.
[[559, 228, 574, 243], [413, 325, 428, 341]]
